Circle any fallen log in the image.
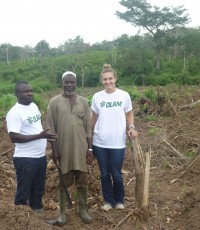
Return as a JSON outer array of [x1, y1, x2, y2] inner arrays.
[[180, 99, 200, 110]]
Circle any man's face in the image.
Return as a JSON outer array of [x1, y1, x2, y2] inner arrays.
[[16, 83, 33, 105], [62, 75, 76, 96]]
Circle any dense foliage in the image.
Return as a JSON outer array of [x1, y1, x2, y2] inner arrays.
[[0, 1, 200, 95]]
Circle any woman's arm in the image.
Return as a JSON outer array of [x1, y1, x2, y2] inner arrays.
[[126, 110, 138, 139]]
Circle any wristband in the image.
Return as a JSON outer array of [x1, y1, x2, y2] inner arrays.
[[88, 148, 93, 152], [129, 125, 135, 129]]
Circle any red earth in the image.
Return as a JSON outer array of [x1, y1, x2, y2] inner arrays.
[[0, 86, 200, 230]]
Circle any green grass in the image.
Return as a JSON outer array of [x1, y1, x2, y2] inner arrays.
[[185, 151, 196, 159], [147, 127, 159, 136], [0, 93, 17, 117]]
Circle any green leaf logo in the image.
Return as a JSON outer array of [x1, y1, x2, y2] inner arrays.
[[100, 101, 106, 107], [27, 116, 33, 124]]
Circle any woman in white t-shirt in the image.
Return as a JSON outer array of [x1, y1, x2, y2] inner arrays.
[[91, 64, 138, 212]]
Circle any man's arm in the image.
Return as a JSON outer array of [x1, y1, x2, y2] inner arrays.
[[92, 111, 98, 133], [86, 137, 94, 164], [9, 129, 57, 143], [49, 141, 59, 163]]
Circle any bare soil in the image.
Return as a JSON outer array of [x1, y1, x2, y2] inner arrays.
[[0, 86, 200, 230]]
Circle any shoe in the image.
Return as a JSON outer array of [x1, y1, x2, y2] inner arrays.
[[115, 203, 124, 210], [33, 208, 43, 214], [101, 203, 113, 211]]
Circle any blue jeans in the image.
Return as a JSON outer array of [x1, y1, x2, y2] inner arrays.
[[13, 156, 47, 209], [93, 146, 125, 207]]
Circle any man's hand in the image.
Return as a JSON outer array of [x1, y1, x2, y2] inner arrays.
[[39, 129, 57, 140], [86, 151, 94, 165], [52, 151, 59, 164], [50, 141, 59, 164]]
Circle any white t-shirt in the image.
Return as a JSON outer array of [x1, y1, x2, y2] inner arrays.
[[91, 89, 133, 148], [6, 102, 47, 158]]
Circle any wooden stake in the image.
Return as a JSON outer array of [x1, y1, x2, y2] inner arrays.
[[131, 137, 151, 221]]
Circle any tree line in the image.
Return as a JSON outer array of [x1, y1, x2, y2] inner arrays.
[[0, 0, 200, 93]]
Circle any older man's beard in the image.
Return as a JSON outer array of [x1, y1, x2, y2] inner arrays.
[[64, 89, 75, 96]]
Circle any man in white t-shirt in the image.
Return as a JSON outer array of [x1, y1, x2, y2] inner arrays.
[[6, 81, 56, 213]]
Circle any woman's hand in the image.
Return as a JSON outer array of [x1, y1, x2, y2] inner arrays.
[[128, 128, 138, 139]]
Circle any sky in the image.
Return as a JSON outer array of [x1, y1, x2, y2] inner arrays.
[[0, 0, 199, 48]]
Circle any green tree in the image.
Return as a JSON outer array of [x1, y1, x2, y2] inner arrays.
[[116, 0, 190, 70], [61, 36, 90, 55], [35, 40, 51, 57], [21, 45, 35, 63], [115, 34, 154, 81], [182, 27, 200, 58]]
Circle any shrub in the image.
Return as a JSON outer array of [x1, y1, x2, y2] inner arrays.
[[86, 95, 93, 107], [0, 94, 16, 117], [146, 114, 157, 121], [123, 86, 142, 101], [143, 88, 157, 102], [33, 93, 48, 111]]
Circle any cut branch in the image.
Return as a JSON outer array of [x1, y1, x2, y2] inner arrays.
[[162, 138, 187, 160], [115, 210, 134, 228], [170, 154, 200, 184], [0, 147, 15, 156], [180, 99, 200, 110]]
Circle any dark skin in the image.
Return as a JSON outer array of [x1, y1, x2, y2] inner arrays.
[[50, 74, 93, 165], [9, 83, 57, 144]]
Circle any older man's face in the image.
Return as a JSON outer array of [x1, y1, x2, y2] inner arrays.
[[62, 74, 76, 95]]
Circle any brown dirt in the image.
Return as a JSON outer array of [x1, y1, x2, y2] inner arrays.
[[0, 86, 200, 230]]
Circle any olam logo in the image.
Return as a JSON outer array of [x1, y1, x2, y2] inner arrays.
[[100, 101, 122, 108], [27, 114, 41, 124]]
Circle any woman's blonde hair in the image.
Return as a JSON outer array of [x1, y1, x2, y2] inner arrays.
[[100, 64, 117, 79]]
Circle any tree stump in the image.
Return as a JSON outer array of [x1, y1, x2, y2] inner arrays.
[[131, 137, 151, 221]]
